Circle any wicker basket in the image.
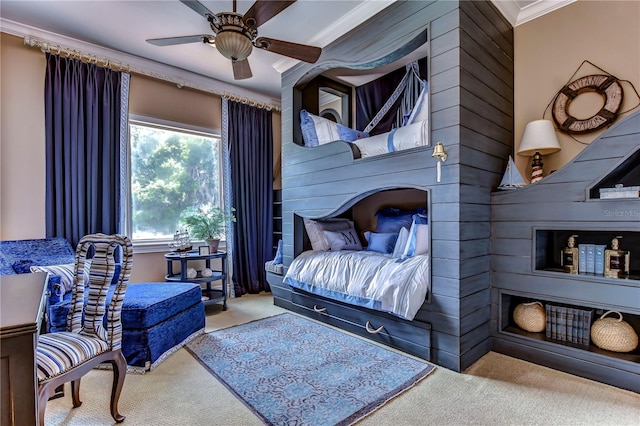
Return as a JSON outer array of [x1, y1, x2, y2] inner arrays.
[[514, 301, 546, 333], [591, 311, 639, 353]]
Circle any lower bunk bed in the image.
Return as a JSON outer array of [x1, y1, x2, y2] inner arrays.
[[269, 272, 432, 361], [267, 190, 433, 361]]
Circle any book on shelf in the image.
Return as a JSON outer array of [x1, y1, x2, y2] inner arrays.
[[594, 244, 606, 275], [550, 305, 557, 340], [581, 309, 594, 346], [586, 244, 595, 274], [578, 244, 588, 274], [558, 306, 567, 341], [572, 308, 580, 344], [567, 308, 575, 343], [545, 304, 552, 339]]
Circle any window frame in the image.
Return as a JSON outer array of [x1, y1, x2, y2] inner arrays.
[[125, 114, 223, 253]]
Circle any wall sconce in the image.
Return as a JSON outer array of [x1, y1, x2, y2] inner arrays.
[[517, 120, 561, 183], [432, 141, 447, 182]]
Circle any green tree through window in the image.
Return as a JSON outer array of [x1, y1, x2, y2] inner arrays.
[[130, 122, 221, 240]]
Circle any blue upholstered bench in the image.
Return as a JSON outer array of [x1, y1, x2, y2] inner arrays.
[[0, 238, 205, 373]]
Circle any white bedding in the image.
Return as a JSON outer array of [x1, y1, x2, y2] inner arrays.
[[283, 250, 430, 320]]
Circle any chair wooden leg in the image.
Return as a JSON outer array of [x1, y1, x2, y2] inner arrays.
[[38, 382, 53, 426], [110, 351, 127, 423], [70, 379, 82, 407]]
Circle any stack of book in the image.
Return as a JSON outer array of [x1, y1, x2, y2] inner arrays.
[[545, 304, 594, 346], [578, 244, 607, 275]]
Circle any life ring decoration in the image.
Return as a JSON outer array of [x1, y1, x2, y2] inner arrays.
[[552, 74, 623, 134]]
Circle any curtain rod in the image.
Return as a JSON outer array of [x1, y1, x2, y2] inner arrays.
[[23, 35, 281, 112]]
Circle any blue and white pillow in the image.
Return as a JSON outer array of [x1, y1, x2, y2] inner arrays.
[[392, 227, 410, 258], [30, 262, 91, 296], [300, 110, 368, 147], [364, 231, 399, 254], [402, 213, 429, 258], [273, 239, 283, 265]]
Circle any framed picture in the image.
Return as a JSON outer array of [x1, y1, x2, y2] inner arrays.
[[198, 246, 210, 256]]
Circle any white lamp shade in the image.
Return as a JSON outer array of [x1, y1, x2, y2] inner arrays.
[[517, 119, 561, 156]]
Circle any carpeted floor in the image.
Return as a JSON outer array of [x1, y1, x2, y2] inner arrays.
[[45, 293, 640, 425], [186, 313, 435, 425]]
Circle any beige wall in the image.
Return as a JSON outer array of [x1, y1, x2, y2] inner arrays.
[[0, 34, 47, 239], [514, 0, 639, 180], [0, 33, 281, 282]]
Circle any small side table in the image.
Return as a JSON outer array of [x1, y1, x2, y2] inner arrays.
[[164, 251, 227, 310]]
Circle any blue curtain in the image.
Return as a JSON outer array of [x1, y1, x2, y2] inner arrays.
[[44, 54, 125, 247], [227, 101, 273, 295]]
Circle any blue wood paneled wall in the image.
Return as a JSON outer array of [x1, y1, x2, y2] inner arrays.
[[278, 0, 514, 371]]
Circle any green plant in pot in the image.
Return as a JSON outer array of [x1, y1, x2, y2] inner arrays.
[[180, 206, 235, 253]]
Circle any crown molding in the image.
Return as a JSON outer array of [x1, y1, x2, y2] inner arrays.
[[0, 18, 281, 108], [491, 0, 576, 27]]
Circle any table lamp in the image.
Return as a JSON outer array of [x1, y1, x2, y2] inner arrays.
[[517, 119, 561, 183]]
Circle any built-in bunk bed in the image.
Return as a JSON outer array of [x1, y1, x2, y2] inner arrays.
[[268, 0, 515, 372]]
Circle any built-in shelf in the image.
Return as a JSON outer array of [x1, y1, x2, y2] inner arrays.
[[589, 148, 640, 199], [500, 293, 640, 365], [535, 229, 639, 280]]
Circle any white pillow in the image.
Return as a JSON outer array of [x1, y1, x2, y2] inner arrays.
[[353, 120, 428, 158], [303, 218, 353, 251], [300, 110, 369, 147], [323, 228, 363, 251], [403, 222, 429, 257], [392, 227, 410, 258]]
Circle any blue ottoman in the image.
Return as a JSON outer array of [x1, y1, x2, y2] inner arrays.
[[49, 282, 205, 373]]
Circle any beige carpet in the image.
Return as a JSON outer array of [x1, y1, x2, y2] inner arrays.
[[45, 293, 640, 425]]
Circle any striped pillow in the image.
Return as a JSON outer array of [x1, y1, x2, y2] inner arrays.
[[30, 262, 91, 295]]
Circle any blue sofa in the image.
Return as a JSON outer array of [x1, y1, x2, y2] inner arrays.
[[0, 237, 205, 373]]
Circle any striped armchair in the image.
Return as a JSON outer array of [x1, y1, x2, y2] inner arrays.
[[36, 234, 133, 424]]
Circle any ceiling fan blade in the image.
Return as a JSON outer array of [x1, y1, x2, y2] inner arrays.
[[179, 0, 215, 18], [254, 37, 321, 63], [232, 59, 253, 80], [243, 0, 296, 29], [146, 35, 214, 46]]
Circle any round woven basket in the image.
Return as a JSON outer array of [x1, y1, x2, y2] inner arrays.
[[591, 311, 639, 353], [514, 301, 546, 333]]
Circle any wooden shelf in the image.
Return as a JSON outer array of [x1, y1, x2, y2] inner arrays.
[[501, 325, 640, 364]]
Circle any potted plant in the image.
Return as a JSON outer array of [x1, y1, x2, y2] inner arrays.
[[180, 206, 235, 253]]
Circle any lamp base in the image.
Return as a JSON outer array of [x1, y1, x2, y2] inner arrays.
[[530, 151, 543, 183]]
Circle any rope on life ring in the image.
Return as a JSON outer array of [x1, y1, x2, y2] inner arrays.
[[552, 74, 623, 134]]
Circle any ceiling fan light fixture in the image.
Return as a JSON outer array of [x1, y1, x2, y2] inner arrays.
[[215, 30, 252, 61]]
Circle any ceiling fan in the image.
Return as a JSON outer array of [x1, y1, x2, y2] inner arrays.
[[146, 0, 322, 80]]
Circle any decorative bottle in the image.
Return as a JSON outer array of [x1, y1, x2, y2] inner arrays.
[[604, 236, 631, 278], [561, 234, 579, 274]]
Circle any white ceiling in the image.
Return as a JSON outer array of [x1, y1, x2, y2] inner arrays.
[[0, 1, 574, 104]]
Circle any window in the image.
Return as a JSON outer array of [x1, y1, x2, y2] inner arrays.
[[127, 117, 222, 247]]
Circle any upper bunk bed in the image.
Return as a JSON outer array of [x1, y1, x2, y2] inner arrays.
[[296, 59, 429, 160], [290, 31, 432, 167]]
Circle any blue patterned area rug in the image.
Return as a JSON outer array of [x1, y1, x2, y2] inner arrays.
[[185, 313, 435, 426]]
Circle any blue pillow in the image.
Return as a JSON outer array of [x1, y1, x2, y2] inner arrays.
[[364, 232, 399, 254], [375, 207, 427, 234], [273, 239, 283, 264], [300, 109, 320, 147]]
